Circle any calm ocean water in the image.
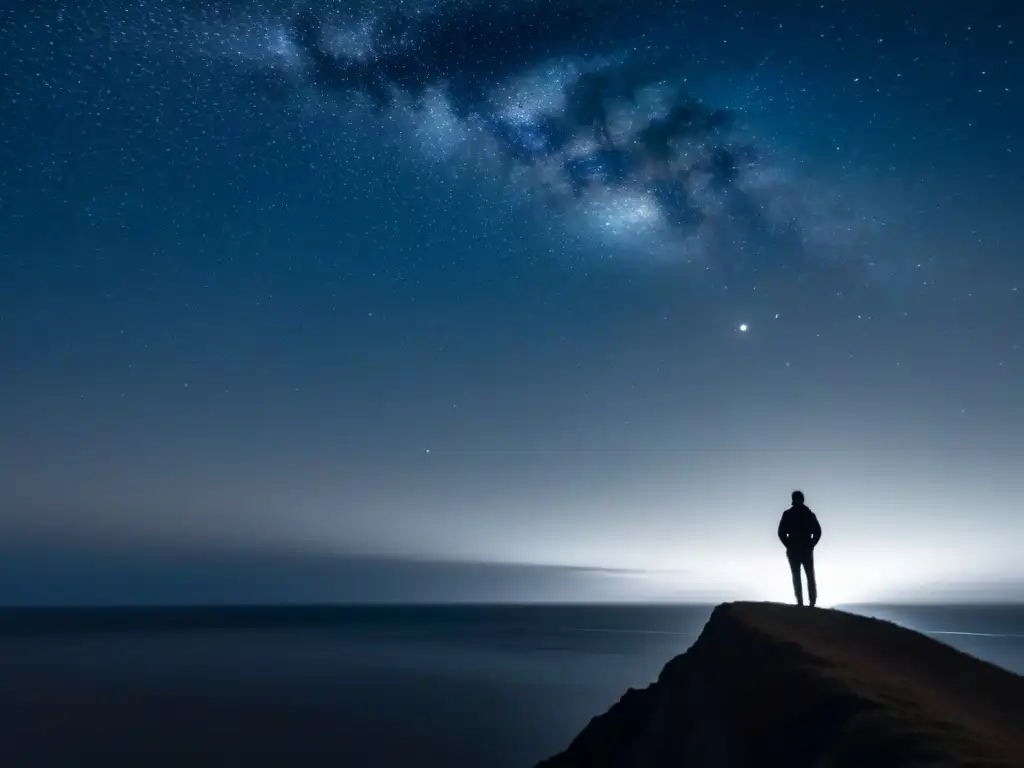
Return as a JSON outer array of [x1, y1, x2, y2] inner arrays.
[[0, 604, 1020, 767]]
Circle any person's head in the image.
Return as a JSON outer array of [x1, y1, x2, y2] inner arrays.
[[791, 490, 805, 506]]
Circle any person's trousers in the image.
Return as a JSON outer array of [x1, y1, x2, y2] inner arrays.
[[786, 549, 816, 607]]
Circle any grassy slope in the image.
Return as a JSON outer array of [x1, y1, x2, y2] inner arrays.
[[539, 602, 1024, 767]]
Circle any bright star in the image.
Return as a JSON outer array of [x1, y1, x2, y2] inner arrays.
[[739, 323, 748, 332]]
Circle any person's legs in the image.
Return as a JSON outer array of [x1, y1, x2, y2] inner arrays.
[[787, 550, 803, 606], [804, 551, 817, 608]]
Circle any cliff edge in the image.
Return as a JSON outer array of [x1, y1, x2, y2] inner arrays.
[[538, 602, 1024, 768]]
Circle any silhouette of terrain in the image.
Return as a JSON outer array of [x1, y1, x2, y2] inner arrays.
[[537, 602, 1024, 767]]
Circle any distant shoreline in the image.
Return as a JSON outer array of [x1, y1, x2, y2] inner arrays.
[[0, 601, 1019, 633]]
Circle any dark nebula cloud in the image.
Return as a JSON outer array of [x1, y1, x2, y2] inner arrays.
[[291, 0, 607, 111]]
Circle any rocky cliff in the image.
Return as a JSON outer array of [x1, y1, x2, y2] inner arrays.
[[537, 602, 1024, 767]]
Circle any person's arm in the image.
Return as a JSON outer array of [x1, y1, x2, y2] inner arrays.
[[778, 512, 789, 547], [810, 512, 822, 547]]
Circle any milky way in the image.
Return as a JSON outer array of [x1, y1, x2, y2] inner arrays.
[[199, 0, 875, 270]]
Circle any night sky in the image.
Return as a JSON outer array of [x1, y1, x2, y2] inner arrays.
[[1, 0, 1021, 605]]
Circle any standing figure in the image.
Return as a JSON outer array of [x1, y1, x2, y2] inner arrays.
[[777, 490, 822, 607]]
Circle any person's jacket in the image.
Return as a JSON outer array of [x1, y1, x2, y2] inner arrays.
[[777, 504, 822, 554]]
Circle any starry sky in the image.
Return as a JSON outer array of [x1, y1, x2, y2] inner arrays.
[[1, 0, 1022, 605]]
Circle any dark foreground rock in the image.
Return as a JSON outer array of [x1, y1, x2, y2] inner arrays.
[[537, 602, 1024, 768]]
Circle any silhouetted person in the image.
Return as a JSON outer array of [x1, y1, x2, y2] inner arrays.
[[777, 490, 822, 607]]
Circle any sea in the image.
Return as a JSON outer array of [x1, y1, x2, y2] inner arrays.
[[0, 603, 1020, 767]]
